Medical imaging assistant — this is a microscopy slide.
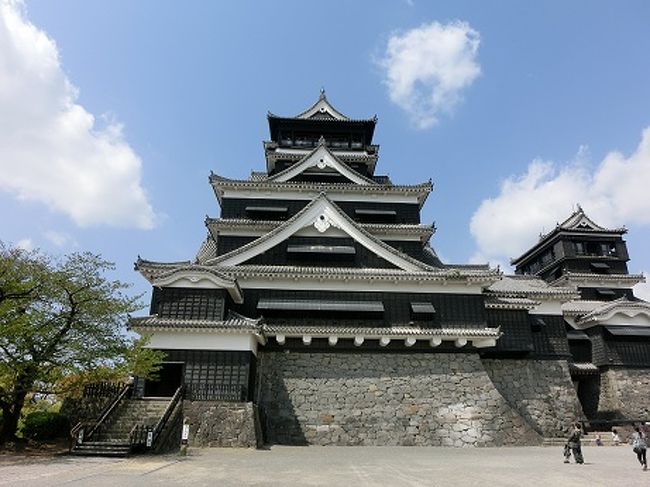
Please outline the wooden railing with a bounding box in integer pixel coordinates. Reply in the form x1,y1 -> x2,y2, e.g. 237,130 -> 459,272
83,381 -> 126,399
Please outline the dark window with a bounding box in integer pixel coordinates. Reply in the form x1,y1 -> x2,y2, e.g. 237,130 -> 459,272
245,206 -> 289,220
287,245 -> 356,255
590,262 -> 610,274
152,288 -> 224,320
574,242 -> 585,255
605,326 -> 650,337
258,299 -> 384,314
596,288 -> 616,300
585,242 -> 601,255
531,317 -> 546,332
410,302 -> 436,321
355,208 -> 397,223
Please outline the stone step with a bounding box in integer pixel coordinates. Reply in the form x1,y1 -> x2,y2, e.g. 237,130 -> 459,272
543,436 -> 623,447
72,442 -> 131,457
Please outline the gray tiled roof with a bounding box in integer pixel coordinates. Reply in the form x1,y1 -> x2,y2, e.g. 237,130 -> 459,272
206,217 -> 435,237
262,324 -> 500,338
209,173 -> 432,196
487,275 -> 578,299
550,272 -> 645,287
128,315 -> 500,341
195,235 -> 217,264
576,298 -> 650,325
562,300 -> 605,315
129,315 -> 261,333
485,296 -> 541,310
134,259 -> 236,286
511,206 -> 627,265
218,265 -> 501,283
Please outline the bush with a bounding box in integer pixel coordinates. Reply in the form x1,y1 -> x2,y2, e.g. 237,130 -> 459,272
21,411 -> 70,441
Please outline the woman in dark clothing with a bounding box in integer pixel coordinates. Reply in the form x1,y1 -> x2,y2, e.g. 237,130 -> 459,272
564,422 -> 584,464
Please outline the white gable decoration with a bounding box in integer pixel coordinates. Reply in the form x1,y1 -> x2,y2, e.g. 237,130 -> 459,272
208,194 -> 431,272
268,141 -> 377,185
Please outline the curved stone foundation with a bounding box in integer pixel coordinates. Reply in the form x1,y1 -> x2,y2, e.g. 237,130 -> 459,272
481,359 -> 584,437
598,367 -> 650,419
258,352 -> 541,446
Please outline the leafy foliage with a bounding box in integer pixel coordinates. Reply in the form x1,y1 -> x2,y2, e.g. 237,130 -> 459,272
0,242 -> 163,442
21,411 -> 70,441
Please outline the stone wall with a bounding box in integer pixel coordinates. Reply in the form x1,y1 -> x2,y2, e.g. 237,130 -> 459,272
258,351 -> 541,447
598,367 -> 650,419
481,359 -> 584,437
182,401 -> 257,447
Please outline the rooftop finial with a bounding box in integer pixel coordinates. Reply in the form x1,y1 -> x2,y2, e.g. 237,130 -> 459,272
576,203 -> 583,213
319,87 -> 326,100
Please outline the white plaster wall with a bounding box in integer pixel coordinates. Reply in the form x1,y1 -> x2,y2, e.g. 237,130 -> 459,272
147,332 -> 258,354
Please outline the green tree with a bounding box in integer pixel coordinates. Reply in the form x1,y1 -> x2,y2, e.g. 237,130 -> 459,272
0,243 -> 161,443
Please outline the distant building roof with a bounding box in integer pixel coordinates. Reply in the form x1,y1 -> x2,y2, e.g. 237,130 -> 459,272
511,205 -> 627,265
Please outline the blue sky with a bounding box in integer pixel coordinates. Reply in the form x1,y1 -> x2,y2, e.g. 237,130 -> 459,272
1,0 -> 650,307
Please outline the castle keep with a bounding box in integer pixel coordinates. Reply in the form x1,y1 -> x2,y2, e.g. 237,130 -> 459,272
117,92 -> 650,449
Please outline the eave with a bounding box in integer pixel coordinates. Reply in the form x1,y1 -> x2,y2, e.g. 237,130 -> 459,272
209,173 -> 433,208
134,259 -> 243,303
205,217 -> 436,243
263,324 -> 500,349
548,272 -> 645,288
217,265 -> 501,287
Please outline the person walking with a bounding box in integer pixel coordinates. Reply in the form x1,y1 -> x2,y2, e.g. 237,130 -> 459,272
632,426 -> 647,471
564,422 -> 584,464
612,428 -> 621,446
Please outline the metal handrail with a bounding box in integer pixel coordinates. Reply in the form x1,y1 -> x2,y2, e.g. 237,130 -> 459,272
150,385 -> 184,448
86,383 -> 132,439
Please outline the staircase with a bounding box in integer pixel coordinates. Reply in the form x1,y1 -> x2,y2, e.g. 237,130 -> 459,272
543,432 -> 627,447
71,398 -> 171,457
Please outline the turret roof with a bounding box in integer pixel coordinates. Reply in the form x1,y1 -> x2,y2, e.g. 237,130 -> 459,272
267,89 -> 377,123
511,205 -> 627,265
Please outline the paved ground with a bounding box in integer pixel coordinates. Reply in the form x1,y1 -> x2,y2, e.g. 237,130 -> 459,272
0,445 -> 646,486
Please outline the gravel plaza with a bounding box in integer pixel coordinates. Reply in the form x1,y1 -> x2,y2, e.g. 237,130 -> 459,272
0,446 -> 647,487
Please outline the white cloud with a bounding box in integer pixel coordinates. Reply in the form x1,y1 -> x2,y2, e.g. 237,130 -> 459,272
16,238 -> 33,251
378,20 -> 481,129
0,0 -> 156,229
635,275 -> 650,302
44,230 -> 76,248
470,128 -> 650,268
